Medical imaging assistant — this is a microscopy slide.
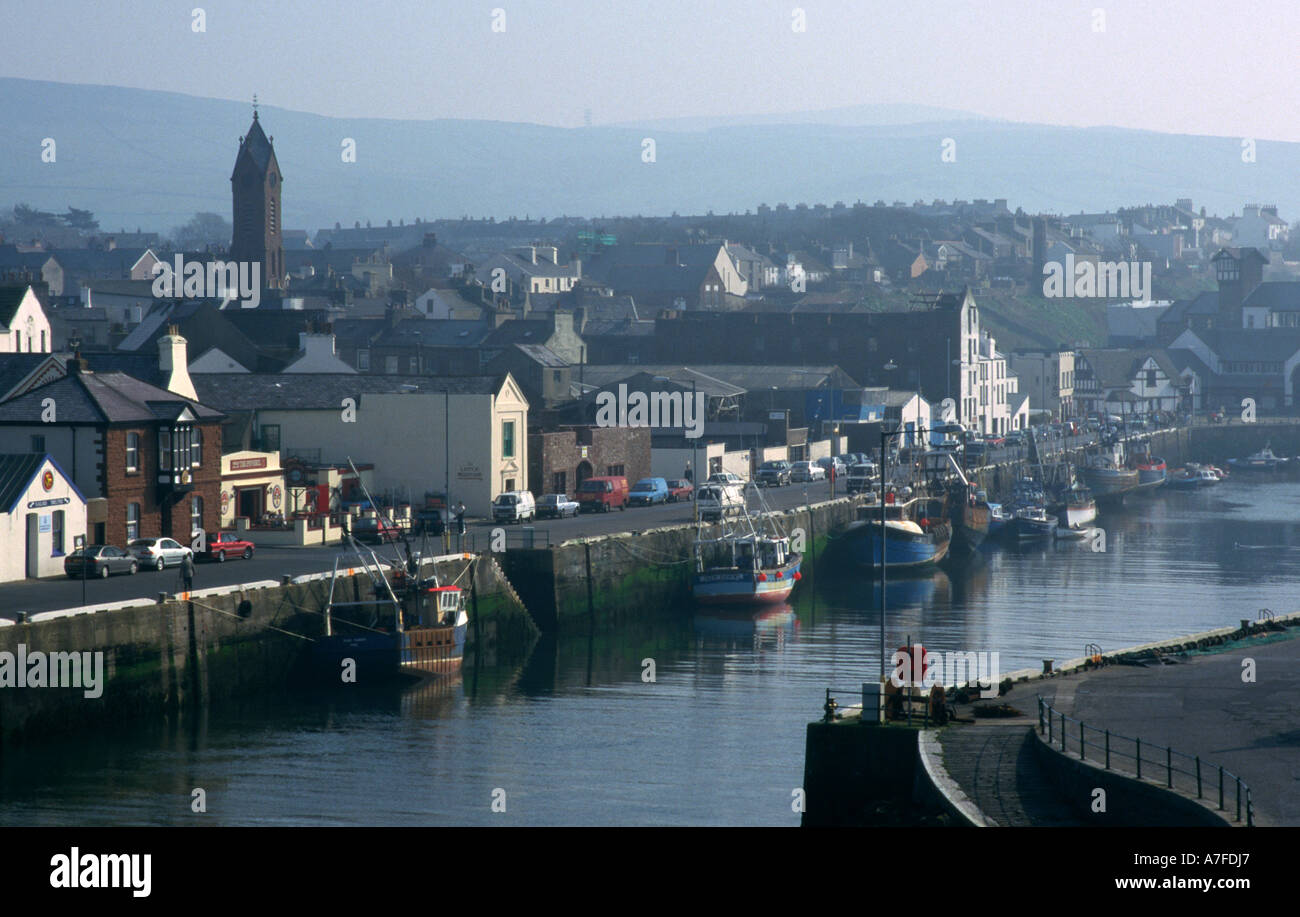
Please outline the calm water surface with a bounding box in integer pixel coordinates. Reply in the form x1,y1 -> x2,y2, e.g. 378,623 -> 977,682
3,479 -> 1298,826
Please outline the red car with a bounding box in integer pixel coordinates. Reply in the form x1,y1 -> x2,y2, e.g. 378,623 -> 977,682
985,434 -> 1006,448
667,479 -> 694,502
202,531 -> 256,562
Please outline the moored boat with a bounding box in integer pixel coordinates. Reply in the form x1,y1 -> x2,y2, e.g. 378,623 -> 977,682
692,483 -> 802,606
1229,443 -> 1288,472
1082,449 -> 1140,500
1012,505 -> 1058,540
843,497 -> 952,569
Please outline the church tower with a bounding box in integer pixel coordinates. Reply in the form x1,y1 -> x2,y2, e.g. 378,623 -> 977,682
230,103 -> 286,290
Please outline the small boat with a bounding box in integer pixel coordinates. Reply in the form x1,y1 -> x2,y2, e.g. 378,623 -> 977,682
693,484 -> 802,605
1229,443 -> 1288,472
986,502 -> 1011,538
1013,505 -> 1058,540
1168,465 -> 1221,490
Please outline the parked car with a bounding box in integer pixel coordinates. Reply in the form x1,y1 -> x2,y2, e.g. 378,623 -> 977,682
1004,430 -> 1026,447
790,460 -> 826,482
846,463 -> 878,494
64,545 -> 138,578
985,434 -> 1005,448
707,471 -> 745,486
757,460 -> 792,487
628,477 -> 670,506
577,476 -> 629,513
412,508 -> 445,535
492,490 -> 536,523
351,515 -> 403,544
696,483 -> 745,522
128,537 -> 193,571
202,531 -> 256,562
817,456 -> 847,479
666,480 -> 694,502
537,493 -> 580,518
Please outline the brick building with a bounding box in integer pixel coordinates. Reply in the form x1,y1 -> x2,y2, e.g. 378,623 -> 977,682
0,356 -> 223,547
528,426 -> 651,497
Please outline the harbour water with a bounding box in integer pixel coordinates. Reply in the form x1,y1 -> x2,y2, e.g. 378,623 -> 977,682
3,479 -> 1299,826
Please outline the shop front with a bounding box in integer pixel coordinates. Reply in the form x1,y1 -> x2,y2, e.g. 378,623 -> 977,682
219,451 -> 285,529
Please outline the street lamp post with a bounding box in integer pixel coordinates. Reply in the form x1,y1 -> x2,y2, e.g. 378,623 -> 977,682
878,424 -> 929,686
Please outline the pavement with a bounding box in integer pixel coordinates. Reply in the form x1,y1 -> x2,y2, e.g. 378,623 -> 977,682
937,629 -> 1300,826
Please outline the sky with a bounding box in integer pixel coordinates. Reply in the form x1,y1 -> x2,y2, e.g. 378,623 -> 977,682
5,0 -> 1300,140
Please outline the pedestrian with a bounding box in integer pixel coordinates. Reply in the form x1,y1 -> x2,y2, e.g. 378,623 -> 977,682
181,551 -> 195,593
454,501 -> 466,537
684,463 -> 692,484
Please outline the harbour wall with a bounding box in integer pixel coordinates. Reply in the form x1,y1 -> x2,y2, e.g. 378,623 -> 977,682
499,495 -> 863,631
0,554 -> 534,743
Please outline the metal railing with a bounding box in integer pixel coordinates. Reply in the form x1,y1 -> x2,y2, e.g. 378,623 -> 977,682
1037,697 -> 1253,825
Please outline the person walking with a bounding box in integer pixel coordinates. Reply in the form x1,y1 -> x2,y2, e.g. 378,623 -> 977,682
181,551 -> 195,594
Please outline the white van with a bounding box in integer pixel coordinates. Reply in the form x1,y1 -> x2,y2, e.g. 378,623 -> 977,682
696,484 -> 745,522
491,490 -> 536,524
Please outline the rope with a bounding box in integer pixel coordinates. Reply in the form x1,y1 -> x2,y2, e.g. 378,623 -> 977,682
183,596 -> 316,641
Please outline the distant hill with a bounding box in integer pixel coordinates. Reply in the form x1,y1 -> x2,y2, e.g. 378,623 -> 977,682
1,77 -> 1296,235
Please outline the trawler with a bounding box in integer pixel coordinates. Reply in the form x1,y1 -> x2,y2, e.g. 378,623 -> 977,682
692,482 -> 802,605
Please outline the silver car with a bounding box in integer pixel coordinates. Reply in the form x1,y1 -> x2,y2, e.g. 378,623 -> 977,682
128,537 -> 193,571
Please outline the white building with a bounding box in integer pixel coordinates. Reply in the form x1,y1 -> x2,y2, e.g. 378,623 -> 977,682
194,373 -> 529,517
0,453 -> 88,582
0,286 -> 52,354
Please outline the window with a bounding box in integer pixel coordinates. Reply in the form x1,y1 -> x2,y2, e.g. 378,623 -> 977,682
504,478 -> 515,492
502,420 -> 515,458
409,356 -> 418,374
606,464 -> 624,477
125,432 -> 139,471
30,435 -> 45,454
260,424 -> 281,451
552,370 -> 562,384
158,429 -> 171,471
1146,369 -> 1157,387
191,496 -> 203,541
358,349 -> 370,371
384,356 -> 399,373
191,427 -> 202,466
552,471 -> 566,494
126,503 -> 140,542
52,510 -> 64,555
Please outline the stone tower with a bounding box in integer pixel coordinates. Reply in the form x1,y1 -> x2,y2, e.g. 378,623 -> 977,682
230,106 -> 286,290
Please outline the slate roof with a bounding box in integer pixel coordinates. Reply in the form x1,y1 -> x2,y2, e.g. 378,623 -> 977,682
0,453 -> 48,513
0,286 -> 31,327
192,373 -> 507,413
1202,330 -> 1300,362
0,353 -> 61,400
578,364 -> 857,395
1078,349 -> 1182,387
234,114 -> 275,176
1241,281 -> 1300,312
0,371 -> 223,425
513,344 -> 567,368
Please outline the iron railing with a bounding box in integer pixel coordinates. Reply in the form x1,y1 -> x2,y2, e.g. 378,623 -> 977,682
1037,697 -> 1253,825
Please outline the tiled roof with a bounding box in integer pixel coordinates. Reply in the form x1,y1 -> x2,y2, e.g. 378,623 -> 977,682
0,453 -> 47,513
1242,281 -> 1300,312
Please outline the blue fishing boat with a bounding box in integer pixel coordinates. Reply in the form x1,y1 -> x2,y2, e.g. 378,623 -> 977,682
843,497 -> 951,569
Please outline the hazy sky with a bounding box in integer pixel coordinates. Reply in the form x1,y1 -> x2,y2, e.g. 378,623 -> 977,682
8,0 -> 1300,139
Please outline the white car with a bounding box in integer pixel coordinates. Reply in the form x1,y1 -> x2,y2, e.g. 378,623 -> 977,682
128,537 -> 193,571
696,484 -> 745,522
790,461 -> 826,482
707,471 -> 745,486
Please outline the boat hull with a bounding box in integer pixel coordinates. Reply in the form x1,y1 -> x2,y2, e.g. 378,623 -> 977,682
848,524 -> 950,569
693,556 -> 801,606
1014,514 -> 1058,540
1083,467 -> 1140,499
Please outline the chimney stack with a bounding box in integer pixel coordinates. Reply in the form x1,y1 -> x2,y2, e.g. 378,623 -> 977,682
158,324 -> 197,400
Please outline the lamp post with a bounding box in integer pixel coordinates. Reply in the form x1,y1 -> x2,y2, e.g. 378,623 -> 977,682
878,423 -> 930,686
